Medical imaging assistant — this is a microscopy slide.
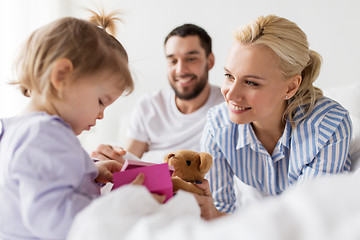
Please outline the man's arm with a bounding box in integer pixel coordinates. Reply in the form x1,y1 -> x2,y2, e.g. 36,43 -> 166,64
91,145 -> 126,163
90,139 -> 148,163
125,138 -> 148,159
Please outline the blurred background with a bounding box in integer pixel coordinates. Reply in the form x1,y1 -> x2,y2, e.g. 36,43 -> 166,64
1,0 -> 359,152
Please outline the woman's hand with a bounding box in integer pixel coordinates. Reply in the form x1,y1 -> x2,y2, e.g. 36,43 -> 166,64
91,144 -> 126,164
131,173 -> 166,204
95,160 -> 122,184
194,179 -> 228,220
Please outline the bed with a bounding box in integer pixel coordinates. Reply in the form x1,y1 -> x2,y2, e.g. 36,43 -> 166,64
68,83 -> 360,240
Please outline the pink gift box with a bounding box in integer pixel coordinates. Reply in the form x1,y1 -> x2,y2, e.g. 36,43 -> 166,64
112,160 -> 174,202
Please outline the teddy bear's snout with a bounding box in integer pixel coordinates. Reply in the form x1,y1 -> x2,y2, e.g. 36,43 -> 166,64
186,160 -> 191,166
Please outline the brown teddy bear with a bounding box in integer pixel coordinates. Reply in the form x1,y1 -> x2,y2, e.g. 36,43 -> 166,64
164,149 -> 213,195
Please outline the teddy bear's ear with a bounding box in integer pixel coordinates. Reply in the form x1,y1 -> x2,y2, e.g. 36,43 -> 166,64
199,152 -> 213,174
164,153 -> 175,163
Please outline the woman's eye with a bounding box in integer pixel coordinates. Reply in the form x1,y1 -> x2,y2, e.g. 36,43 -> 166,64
245,80 -> 259,86
224,73 -> 233,80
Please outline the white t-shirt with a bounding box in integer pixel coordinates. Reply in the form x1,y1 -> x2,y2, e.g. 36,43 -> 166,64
127,85 -> 224,163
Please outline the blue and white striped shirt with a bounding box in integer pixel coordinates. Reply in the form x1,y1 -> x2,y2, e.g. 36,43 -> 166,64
201,97 -> 352,213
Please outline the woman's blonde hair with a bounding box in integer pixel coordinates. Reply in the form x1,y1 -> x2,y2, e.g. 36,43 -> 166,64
13,9 -> 134,99
233,15 -> 323,125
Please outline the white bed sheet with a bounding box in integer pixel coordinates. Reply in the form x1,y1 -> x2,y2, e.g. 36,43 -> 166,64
68,170 -> 360,240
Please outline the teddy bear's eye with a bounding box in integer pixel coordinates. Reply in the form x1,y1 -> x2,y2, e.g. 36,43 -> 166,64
186,160 -> 191,166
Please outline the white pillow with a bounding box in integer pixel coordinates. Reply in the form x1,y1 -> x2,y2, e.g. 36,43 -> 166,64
323,83 -> 360,171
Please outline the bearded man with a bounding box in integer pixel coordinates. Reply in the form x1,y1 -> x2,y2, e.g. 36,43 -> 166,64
92,24 -> 223,163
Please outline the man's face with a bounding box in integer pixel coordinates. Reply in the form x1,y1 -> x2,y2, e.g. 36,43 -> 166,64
165,35 -> 212,100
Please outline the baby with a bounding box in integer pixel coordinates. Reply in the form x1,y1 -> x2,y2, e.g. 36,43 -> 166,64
0,9 -> 136,240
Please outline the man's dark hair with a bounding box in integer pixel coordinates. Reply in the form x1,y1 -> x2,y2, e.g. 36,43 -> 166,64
164,23 -> 212,56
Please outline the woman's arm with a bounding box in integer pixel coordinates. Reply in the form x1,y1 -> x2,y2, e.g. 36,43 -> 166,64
201,118 -> 237,214
193,179 -> 228,220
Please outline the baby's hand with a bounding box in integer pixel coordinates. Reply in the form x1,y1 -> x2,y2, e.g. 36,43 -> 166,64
131,173 -> 166,204
95,160 -> 122,184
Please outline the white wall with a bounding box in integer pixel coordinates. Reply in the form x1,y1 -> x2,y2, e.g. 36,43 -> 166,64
1,0 -> 359,152
0,0 -> 65,117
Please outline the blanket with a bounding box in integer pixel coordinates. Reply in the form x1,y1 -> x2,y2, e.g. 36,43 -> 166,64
68,171 -> 360,240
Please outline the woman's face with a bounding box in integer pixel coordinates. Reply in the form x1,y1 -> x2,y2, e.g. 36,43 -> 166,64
221,42 -> 290,129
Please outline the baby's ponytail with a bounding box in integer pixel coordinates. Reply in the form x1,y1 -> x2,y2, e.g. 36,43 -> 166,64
88,9 -> 122,36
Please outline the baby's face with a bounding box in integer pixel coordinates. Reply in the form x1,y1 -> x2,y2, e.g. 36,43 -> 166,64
56,70 -> 124,135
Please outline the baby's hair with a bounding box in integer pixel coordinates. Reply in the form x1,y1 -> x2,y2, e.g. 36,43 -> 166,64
88,9 -> 123,36
13,9 -> 134,99
233,15 -> 323,126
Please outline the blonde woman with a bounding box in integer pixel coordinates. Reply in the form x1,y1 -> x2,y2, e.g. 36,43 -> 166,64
196,15 -> 352,219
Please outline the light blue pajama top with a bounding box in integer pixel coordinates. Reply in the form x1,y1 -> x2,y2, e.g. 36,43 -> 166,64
201,97 -> 352,213
0,112 -> 100,240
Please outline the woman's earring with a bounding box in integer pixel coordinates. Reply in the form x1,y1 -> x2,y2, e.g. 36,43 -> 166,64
285,95 -> 288,99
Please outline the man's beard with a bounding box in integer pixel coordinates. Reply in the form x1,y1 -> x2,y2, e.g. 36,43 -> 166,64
170,69 -> 208,101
